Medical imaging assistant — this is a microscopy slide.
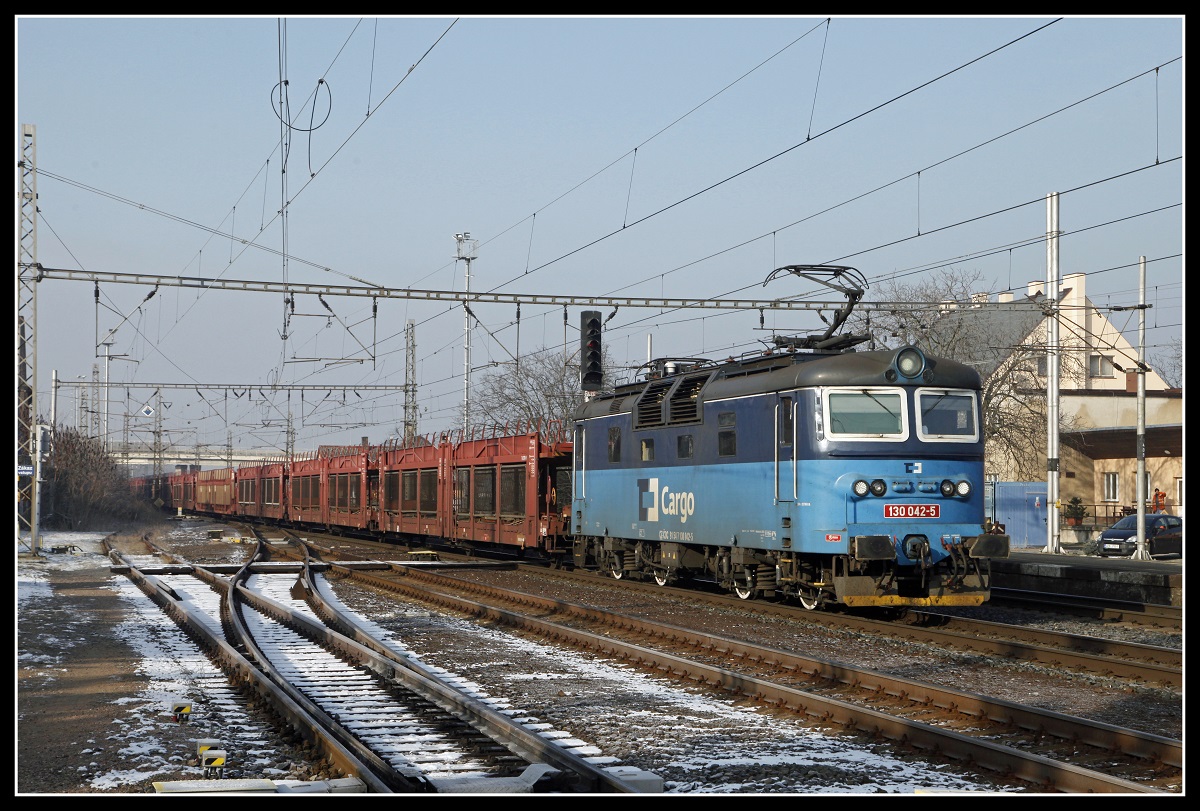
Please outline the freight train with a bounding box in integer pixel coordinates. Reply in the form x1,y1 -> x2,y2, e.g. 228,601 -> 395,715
131,266 -> 1010,609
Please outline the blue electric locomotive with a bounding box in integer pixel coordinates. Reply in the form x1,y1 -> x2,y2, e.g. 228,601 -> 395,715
571,343 -> 1010,609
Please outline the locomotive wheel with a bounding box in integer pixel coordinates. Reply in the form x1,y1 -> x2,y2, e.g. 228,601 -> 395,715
733,583 -> 757,600
797,588 -> 822,610
608,554 -> 624,580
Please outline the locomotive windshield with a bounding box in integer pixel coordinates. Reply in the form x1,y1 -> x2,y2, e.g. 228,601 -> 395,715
822,386 -> 979,444
916,388 -> 979,442
825,388 -> 907,440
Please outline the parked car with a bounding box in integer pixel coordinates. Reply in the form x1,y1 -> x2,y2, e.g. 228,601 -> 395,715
1097,513 -> 1182,557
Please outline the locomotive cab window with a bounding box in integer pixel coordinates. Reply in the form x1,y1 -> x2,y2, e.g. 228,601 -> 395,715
916,388 -> 979,442
640,438 -> 655,462
823,388 -> 909,441
717,411 -> 737,457
608,426 -> 622,463
677,434 -> 694,459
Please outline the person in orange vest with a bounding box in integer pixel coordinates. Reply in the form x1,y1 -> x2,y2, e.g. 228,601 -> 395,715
1151,488 -> 1167,513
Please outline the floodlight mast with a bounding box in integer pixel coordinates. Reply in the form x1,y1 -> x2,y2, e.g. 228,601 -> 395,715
454,233 -> 478,433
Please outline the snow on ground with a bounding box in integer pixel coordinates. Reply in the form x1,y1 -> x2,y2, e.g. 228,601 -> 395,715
18,530 -> 1009,794
18,530 -> 288,791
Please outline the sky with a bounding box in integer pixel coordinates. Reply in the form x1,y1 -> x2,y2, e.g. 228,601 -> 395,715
15,15 -> 1184,457
17,529 -> 1003,793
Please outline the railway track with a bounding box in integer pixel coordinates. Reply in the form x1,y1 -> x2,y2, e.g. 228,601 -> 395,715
988,587 -> 1183,631
319,536 -> 1181,688
290,535 -> 1180,794
554,569 -> 1183,687
105,535 -> 654,793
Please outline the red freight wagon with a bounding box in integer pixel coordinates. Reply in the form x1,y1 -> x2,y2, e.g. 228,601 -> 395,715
324,443 -> 371,532
288,450 -> 324,528
168,469 -> 197,515
377,433 -> 442,538
237,458 -> 287,522
441,421 -> 573,560
195,467 -> 236,517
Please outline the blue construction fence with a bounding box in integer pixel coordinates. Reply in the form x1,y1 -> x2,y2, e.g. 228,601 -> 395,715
984,481 -> 1049,549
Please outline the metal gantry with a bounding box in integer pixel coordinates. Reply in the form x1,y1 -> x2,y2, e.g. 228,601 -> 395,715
33,267 -> 940,312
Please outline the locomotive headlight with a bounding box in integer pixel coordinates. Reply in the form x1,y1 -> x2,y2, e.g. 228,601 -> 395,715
940,479 -> 955,497
869,479 -> 887,497
853,479 -> 870,497
956,480 -> 972,497
896,347 -> 924,378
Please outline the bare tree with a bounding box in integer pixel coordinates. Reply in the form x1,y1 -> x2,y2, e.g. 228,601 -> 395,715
853,267 -> 990,351
1150,336 -> 1183,389
42,425 -> 145,529
471,346 -> 607,433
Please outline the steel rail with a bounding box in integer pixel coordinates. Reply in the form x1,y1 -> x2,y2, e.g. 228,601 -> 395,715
305,553 -> 1176,794
288,564 -> 641,793
104,545 -> 389,791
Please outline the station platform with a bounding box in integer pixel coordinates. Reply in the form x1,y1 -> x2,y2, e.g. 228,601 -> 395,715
990,548 -> 1182,607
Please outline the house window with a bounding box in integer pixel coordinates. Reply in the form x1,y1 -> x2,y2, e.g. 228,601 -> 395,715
1102,472 -> 1119,502
1089,354 -> 1115,378
1036,355 -> 1047,377
1175,478 -> 1183,508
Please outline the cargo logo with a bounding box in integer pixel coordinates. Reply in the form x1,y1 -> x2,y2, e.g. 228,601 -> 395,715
637,478 -> 659,521
637,478 -> 696,524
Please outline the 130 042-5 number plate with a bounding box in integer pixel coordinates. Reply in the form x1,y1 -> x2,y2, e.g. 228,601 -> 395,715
884,504 -> 940,518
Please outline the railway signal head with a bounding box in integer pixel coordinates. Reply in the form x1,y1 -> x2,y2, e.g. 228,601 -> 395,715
581,310 -> 603,391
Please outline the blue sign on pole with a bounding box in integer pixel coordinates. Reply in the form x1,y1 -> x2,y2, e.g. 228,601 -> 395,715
18,465 -> 34,476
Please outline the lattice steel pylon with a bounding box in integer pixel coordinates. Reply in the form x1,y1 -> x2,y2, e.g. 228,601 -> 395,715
151,391 -> 163,505
90,363 -> 101,439
18,123 -> 40,553
404,319 -> 417,441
